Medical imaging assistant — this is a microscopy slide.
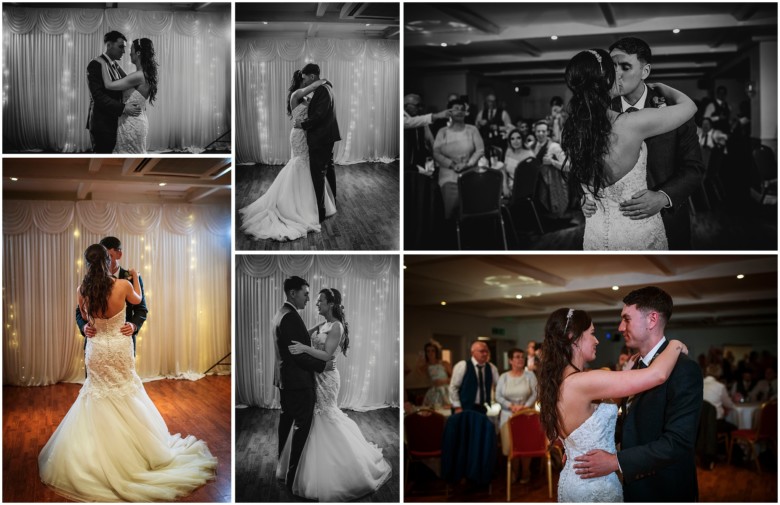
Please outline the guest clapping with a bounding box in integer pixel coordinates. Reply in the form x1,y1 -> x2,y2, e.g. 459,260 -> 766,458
419,341 -> 452,408
497,348 -> 538,483
449,341 -> 498,415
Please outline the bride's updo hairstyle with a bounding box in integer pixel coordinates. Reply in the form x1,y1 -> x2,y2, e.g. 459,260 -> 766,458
287,70 -> 304,117
538,307 -> 593,441
133,38 -> 158,105
320,288 -> 350,356
561,48 -> 616,201
79,244 -> 113,319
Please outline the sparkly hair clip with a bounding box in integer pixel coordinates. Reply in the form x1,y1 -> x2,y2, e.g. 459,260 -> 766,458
563,308 -> 575,335
587,49 -> 602,65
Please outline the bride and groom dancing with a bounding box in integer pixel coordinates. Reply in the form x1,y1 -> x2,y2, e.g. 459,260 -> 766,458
539,286 -> 703,502
39,237 -> 216,501
87,30 -> 159,153
563,37 -> 703,250
240,63 -> 341,242
273,276 -> 391,501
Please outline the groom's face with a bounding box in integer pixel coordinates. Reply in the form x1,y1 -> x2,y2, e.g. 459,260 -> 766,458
289,286 -> 310,310
611,49 -> 649,97
106,247 -> 122,272
106,38 -> 126,61
302,73 -> 317,87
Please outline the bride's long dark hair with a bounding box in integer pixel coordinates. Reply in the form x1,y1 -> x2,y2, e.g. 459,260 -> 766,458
320,288 -> 349,356
561,48 -> 616,200
287,70 -> 304,117
133,38 -> 158,105
79,244 -> 113,319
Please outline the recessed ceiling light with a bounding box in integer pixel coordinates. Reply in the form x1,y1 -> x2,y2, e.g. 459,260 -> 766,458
262,21 -> 268,25
612,286 -> 619,291
365,23 -> 370,26
515,294 -> 523,299
737,274 -> 745,279
440,301 -> 447,306
159,182 -> 167,187
10,177 -> 18,181
551,35 -> 558,40
441,42 -> 447,47
672,28 -> 680,34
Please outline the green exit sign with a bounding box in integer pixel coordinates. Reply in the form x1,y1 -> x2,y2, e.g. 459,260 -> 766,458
492,328 -> 505,336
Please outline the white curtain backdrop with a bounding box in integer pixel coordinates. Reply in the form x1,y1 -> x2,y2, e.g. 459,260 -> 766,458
235,254 -> 399,411
236,37 -> 399,165
2,200 -> 231,386
2,6 -> 231,152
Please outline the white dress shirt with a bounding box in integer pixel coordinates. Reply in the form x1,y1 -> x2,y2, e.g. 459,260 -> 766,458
703,376 -> 735,419
404,111 -> 434,130
449,357 -> 499,408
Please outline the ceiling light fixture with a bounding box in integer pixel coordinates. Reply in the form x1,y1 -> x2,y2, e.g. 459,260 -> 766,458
515,294 -> 523,299
159,182 -> 167,187
672,28 -> 680,34
10,177 -> 18,181
441,42 -> 447,47
612,286 -> 619,291
440,301 -> 447,306
737,274 -> 745,279
365,23 -> 370,26
262,21 -> 268,25
551,35 -> 558,40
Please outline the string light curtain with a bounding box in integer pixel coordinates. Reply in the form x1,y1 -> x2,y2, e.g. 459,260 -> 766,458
2,200 -> 231,386
236,37 -> 399,165
2,6 -> 231,152
235,254 -> 399,411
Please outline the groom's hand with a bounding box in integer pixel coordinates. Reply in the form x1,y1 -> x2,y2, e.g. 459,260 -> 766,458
573,450 -> 619,479
293,119 -> 303,129
619,189 -> 668,219
324,360 -> 335,372
581,197 -> 596,218
84,323 -> 97,338
123,103 -> 142,117
120,322 -> 136,336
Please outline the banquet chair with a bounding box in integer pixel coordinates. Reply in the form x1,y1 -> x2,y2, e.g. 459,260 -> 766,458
405,409 -> 447,491
728,398 -> 777,472
510,157 -> 544,234
457,168 -> 508,249
750,145 -> 777,205
506,408 -> 553,501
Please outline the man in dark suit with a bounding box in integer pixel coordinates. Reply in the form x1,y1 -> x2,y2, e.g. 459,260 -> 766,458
76,236 -> 148,354
574,286 -> 703,502
294,63 -> 341,222
583,37 -> 703,249
273,276 -> 334,492
86,31 -> 141,153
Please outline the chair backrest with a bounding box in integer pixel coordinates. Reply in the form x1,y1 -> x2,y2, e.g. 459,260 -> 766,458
508,408 -> 548,457
405,408 -> 446,454
752,145 -> 777,181
756,398 -> 777,440
458,168 -> 503,217
489,145 -> 504,163
511,156 -> 542,202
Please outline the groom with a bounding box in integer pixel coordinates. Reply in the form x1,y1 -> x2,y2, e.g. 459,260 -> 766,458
574,286 -> 703,501
294,63 -> 341,222
86,31 -> 141,153
273,276 -> 333,492
583,37 -> 703,249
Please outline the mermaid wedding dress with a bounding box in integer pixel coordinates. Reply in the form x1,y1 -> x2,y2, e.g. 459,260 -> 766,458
583,142 -> 668,250
276,322 -> 392,501
38,308 -> 217,502
557,403 -> 623,502
240,102 -> 336,241
114,88 -> 148,154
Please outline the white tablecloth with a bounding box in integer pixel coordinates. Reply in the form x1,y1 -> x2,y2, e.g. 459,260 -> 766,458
725,402 -> 761,430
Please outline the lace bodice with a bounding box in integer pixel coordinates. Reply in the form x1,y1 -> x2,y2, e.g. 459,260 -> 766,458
558,403 -> 623,502
290,102 -> 309,158
123,88 -> 147,110
582,142 -> 668,250
312,322 -> 343,419
114,88 -> 148,153
82,308 -> 142,399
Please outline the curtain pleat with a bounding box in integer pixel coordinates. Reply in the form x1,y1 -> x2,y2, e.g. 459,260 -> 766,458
235,255 -> 399,411
2,200 -> 231,386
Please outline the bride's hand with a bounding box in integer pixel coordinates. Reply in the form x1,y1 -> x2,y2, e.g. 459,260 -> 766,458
289,341 -> 307,355
669,339 -> 688,355
626,352 -> 641,370
128,268 -> 138,279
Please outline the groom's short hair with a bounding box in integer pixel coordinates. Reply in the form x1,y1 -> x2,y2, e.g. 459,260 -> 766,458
104,31 -> 127,44
283,276 -> 309,293
301,63 -> 320,76
623,286 -> 672,324
99,236 -> 121,250
609,37 -> 652,65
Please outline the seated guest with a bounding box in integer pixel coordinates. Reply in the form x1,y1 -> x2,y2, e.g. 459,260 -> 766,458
532,120 -> 568,219
404,93 -> 452,130
497,348 -> 538,484
753,366 -> 777,401
517,120 -> 530,139
433,98 -> 485,219
731,369 -> 759,402
502,129 -> 536,196
703,364 -> 737,431
449,340 -> 498,415
419,341 -> 452,408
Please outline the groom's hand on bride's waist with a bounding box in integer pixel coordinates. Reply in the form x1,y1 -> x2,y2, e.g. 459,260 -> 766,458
293,119 -> 302,129
324,360 -> 335,372
123,103 -> 142,117
619,189 -> 669,220
120,322 -> 136,336
573,449 -> 619,479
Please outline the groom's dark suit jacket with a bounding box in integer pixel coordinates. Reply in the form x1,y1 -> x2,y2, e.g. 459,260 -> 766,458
276,303 -> 326,389
617,340 -> 703,502
301,83 -> 341,149
611,88 -> 704,250
86,54 -> 126,153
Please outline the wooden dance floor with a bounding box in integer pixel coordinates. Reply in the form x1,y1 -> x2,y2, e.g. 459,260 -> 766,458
235,161 -> 400,251
235,406 -> 400,502
3,375 -> 232,502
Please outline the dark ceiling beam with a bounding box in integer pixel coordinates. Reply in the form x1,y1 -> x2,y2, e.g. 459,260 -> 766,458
589,291 -> 621,306
316,3 -> 328,17
599,3 -> 617,28
704,39 -> 755,80
731,5 -> 759,22
645,256 -> 676,276
430,5 -> 501,34
383,26 -> 400,39
192,3 -> 211,11
709,33 -> 730,49
508,40 -> 541,57
478,256 -> 567,287
407,47 -> 462,63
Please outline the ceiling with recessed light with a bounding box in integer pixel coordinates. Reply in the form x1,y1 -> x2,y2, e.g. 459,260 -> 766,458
404,255 -> 777,328
404,3 -> 777,81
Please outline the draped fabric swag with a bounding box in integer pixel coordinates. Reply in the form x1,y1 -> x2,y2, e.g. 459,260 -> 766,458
2,200 -> 231,386
235,254 -> 399,411
236,37 -> 399,165
3,6 -> 231,152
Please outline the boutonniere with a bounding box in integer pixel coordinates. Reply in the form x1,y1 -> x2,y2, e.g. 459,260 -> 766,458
652,96 -> 667,109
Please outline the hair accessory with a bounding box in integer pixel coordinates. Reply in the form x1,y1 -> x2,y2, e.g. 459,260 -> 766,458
587,49 -> 602,65
563,308 -> 575,335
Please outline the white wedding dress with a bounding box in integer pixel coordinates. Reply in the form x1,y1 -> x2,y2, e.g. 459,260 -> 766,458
276,322 -> 392,501
557,403 -> 623,502
240,102 -> 336,241
114,88 -> 148,153
38,308 -> 217,502
583,143 -> 668,250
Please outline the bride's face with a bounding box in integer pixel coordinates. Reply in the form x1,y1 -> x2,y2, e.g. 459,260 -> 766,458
316,293 -> 332,317
575,323 -> 598,362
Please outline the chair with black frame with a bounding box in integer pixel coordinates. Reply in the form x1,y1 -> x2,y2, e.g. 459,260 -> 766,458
456,168 -> 510,250
510,157 -> 544,234
750,145 -> 777,205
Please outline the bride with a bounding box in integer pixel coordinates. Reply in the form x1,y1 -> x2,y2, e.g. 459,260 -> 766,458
102,38 -> 158,153
560,49 -> 696,250
538,308 -> 687,502
38,244 -> 216,501
240,70 -> 337,241
277,288 -> 392,501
